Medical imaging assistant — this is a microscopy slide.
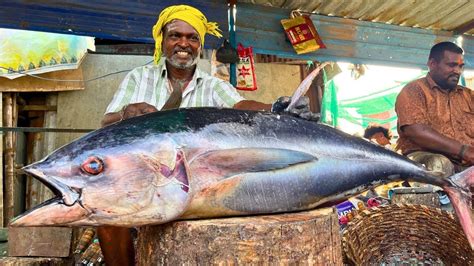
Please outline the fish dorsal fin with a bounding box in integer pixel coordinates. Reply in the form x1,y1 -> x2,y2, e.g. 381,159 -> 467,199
189,148 -> 317,179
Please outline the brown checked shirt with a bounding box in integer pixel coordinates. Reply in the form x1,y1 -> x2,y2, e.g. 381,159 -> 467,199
395,73 -> 474,155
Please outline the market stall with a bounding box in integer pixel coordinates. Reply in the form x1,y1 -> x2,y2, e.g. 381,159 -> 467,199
0,0 -> 473,265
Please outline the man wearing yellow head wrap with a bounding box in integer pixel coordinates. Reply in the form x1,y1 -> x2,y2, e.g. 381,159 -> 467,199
151,4 -> 223,65
97,5 -> 319,265
101,4 -> 272,127
98,5 -> 277,265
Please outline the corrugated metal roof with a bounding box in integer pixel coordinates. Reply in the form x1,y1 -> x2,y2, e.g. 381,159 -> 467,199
233,3 -> 474,69
238,0 -> 474,35
0,0 -> 228,49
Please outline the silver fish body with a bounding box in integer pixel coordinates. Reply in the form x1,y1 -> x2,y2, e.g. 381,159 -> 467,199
10,108 -> 474,248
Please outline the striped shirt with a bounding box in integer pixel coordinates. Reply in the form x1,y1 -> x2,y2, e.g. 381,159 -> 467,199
105,60 -> 245,114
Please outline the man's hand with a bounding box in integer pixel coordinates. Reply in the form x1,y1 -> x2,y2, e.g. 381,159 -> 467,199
121,102 -> 158,120
101,102 -> 158,127
271,96 -> 320,121
461,144 -> 474,166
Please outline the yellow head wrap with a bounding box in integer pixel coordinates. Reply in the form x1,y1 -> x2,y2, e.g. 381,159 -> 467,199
152,5 -> 223,64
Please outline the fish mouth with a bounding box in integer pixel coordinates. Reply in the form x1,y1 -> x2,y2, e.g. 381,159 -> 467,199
22,164 -> 81,206
10,164 -> 89,227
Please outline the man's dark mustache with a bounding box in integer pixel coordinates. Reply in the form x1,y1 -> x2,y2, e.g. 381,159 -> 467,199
449,74 -> 460,79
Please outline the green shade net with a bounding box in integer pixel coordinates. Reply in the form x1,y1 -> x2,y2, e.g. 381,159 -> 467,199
320,68 -> 428,135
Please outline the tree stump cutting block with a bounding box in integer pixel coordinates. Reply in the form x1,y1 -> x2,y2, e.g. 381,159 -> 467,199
136,208 -> 343,265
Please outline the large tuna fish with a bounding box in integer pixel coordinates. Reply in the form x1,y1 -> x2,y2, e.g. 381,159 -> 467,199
11,108 -> 474,249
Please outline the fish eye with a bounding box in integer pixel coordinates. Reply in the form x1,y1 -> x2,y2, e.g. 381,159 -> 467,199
81,156 -> 104,175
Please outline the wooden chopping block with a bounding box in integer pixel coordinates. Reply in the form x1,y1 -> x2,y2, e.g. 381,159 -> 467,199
136,208 -> 343,265
8,227 -> 72,258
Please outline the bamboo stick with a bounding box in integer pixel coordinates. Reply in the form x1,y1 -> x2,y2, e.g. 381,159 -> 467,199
0,92 -> 3,227
3,93 -> 17,224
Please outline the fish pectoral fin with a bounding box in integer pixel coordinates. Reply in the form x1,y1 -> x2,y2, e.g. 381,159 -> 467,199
191,148 -> 317,176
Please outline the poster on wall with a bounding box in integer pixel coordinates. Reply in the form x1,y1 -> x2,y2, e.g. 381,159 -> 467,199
0,28 -> 95,79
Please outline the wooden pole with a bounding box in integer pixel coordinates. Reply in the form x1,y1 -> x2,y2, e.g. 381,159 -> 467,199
0,92 -> 3,227
11,93 -> 74,259
25,94 -> 56,209
3,93 -> 17,225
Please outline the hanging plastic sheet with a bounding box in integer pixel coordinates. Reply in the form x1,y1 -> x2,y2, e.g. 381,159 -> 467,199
0,28 -> 95,79
320,63 -> 426,136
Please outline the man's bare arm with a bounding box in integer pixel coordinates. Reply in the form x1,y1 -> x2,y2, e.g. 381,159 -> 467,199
101,102 -> 158,127
97,226 -> 134,266
402,124 -> 474,164
103,101 -> 271,127
101,112 -> 122,127
233,100 -> 272,111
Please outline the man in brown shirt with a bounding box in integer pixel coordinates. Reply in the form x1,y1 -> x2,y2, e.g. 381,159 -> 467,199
395,42 -> 474,176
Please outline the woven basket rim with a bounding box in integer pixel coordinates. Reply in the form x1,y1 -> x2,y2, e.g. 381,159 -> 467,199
341,204 -> 473,265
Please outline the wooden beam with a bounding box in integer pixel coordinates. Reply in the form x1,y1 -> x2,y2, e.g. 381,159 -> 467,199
453,19 -> 474,35
0,1 -> 227,48
8,227 -> 72,257
19,105 -> 57,112
93,44 -> 154,55
234,3 -> 474,69
0,68 -> 84,92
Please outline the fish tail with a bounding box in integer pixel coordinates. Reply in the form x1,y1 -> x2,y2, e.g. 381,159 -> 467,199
443,166 -> 474,250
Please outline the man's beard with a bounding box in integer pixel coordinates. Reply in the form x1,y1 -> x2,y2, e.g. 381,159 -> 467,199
434,74 -> 459,90
166,49 -> 200,70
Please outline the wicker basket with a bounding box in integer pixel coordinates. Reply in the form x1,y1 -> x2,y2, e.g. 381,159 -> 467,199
342,204 -> 474,265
